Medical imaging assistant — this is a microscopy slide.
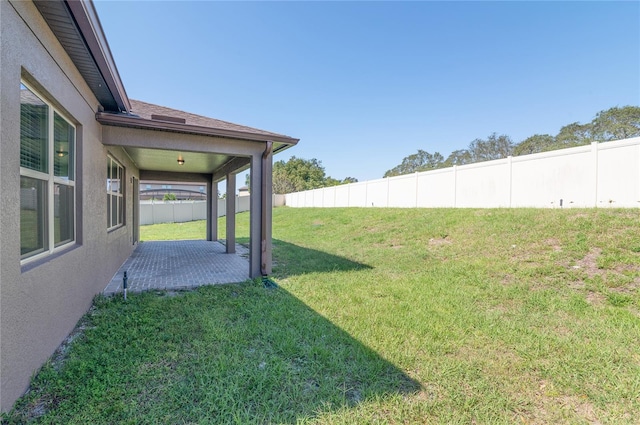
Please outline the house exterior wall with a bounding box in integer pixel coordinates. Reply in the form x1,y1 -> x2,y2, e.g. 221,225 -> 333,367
0,1 -> 139,410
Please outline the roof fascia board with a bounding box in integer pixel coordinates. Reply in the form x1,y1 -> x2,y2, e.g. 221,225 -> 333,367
96,112 -> 300,145
65,0 -> 130,112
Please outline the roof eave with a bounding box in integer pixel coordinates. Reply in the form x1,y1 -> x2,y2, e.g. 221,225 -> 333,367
65,0 -> 130,112
96,112 -> 300,146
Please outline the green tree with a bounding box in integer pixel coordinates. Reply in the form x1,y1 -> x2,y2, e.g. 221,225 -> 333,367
513,134 -> 556,156
324,176 -> 342,187
467,133 -> 513,162
591,106 -> 640,141
384,150 -> 444,177
555,122 -> 592,148
163,193 -> 176,201
385,105 -> 640,176
443,149 -> 472,167
342,177 -> 359,184
272,157 -> 327,194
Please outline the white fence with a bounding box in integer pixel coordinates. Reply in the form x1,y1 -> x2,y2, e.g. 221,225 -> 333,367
140,195 -> 287,225
285,138 -> 640,209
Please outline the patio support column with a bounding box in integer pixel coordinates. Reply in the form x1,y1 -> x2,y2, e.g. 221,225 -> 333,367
225,173 -> 236,254
248,143 -> 273,279
206,178 -> 218,241
262,146 -> 273,275
249,153 -> 262,278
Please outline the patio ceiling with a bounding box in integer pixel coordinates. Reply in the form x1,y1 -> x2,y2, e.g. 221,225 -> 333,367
121,147 -> 247,176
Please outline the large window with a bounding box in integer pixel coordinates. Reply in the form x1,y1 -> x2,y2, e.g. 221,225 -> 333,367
20,81 -> 76,261
107,156 -> 124,229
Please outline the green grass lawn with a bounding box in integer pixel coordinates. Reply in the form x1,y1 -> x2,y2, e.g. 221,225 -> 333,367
5,208 -> 640,424
138,215 -> 247,242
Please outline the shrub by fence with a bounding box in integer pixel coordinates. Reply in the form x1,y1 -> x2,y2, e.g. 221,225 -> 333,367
285,138 -> 640,209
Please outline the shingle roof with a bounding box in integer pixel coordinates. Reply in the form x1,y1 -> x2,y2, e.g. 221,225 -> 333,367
128,99 -> 292,140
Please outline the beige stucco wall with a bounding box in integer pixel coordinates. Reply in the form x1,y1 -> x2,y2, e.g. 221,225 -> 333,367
0,1 -> 139,411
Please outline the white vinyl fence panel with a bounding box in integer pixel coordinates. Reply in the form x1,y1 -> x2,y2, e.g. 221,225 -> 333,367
141,195 -> 266,225
284,137 -> 640,209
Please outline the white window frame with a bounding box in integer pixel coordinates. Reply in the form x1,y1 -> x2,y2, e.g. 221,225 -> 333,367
107,155 -> 125,230
20,80 -> 76,264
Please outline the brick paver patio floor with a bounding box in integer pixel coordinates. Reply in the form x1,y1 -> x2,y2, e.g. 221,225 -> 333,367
104,240 -> 250,295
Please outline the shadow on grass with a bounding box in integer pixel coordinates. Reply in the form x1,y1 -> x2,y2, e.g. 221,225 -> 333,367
234,238 -> 372,278
6,283 -> 420,423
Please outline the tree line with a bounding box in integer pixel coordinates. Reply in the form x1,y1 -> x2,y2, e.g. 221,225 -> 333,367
245,156 -> 358,194
268,105 -> 639,193
384,105 -> 640,177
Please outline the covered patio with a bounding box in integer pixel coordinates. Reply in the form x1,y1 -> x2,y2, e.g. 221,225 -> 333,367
99,99 -> 298,280
103,240 -> 250,295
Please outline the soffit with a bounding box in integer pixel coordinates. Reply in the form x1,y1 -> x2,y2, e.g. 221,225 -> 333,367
33,0 -> 124,112
121,147 -> 244,175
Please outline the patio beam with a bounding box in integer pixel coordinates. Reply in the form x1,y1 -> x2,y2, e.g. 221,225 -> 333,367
212,157 -> 251,183
139,170 -> 210,183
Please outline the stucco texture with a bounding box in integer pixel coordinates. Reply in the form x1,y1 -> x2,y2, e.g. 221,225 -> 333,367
0,1 -> 138,410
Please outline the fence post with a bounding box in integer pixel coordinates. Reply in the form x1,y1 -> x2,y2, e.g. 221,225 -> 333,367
453,165 -> 458,208
415,171 -> 419,208
592,142 -> 599,207
365,180 -> 369,207
508,156 -> 513,208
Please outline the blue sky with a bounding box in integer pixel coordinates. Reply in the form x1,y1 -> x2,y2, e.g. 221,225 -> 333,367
94,1 -> 640,183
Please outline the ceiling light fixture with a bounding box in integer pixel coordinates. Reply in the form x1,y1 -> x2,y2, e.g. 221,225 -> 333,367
177,156 -> 185,165
56,150 -> 68,157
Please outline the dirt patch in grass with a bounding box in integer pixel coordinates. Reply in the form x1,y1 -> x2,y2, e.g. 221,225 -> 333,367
569,248 -> 640,295
373,238 -> 404,250
546,238 -> 563,252
568,280 -> 586,290
572,248 -> 603,278
567,212 -> 591,221
428,236 -> 451,246
516,381 -> 603,424
609,278 -> 640,295
500,274 -> 514,285
586,291 -> 606,306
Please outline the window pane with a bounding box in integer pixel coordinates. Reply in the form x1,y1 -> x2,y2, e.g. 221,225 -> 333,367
21,176 -> 48,257
118,195 -> 124,226
107,158 -> 111,191
107,194 -> 111,227
54,112 -> 74,180
111,194 -> 118,227
110,161 -> 120,194
54,184 -> 74,247
20,84 -> 48,173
